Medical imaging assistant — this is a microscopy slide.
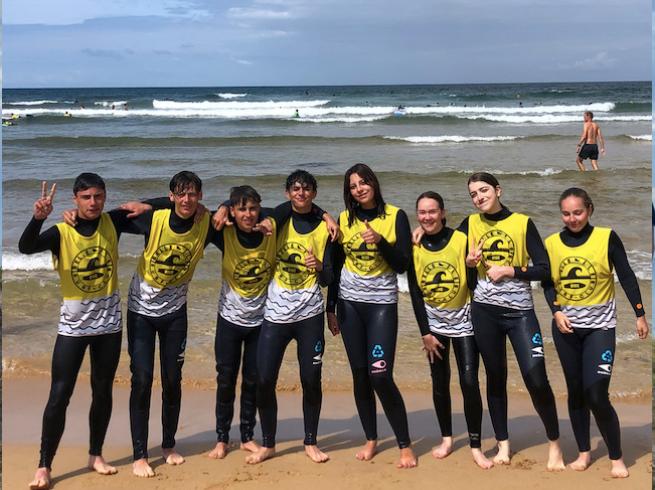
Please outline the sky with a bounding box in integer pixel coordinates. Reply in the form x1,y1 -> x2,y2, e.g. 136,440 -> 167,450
3,0 -> 653,88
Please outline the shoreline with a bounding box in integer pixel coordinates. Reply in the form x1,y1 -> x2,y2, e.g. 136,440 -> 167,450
3,377 -> 651,489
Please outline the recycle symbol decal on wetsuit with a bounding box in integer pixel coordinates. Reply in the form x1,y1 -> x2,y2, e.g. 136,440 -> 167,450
150,243 -> 192,287
71,246 -> 114,293
277,242 -> 311,287
314,340 -> 323,352
421,260 -> 460,303
372,344 -> 384,358
480,229 -> 515,266
601,350 -> 613,363
531,333 -> 543,345
557,256 -> 597,301
345,232 -> 383,273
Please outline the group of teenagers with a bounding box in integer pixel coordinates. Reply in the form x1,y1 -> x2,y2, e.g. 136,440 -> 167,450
20,163 -> 649,489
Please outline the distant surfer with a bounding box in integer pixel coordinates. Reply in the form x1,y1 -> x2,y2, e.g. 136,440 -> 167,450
294,109 -> 300,118
576,111 -> 605,171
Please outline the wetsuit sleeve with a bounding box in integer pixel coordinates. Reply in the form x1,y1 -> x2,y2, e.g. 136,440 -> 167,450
206,219 -> 225,252
269,201 -> 293,234
143,196 -> 172,210
18,217 -> 60,256
326,243 -> 345,313
318,238 -> 334,287
513,218 -> 549,281
407,254 -> 430,336
108,208 -> 152,239
609,230 -> 645,317
541,255 -> 561,314
457,216 -> 469,235
458,218 -> 478,291
378,209 -> 411,273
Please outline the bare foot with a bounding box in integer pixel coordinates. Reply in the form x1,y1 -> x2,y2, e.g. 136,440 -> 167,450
547,440 -> 565,471
568,451 -> 591,471
610,458 -> 629,478
305,445 -> 330,463
29,467 -> 51,490
355,440 -> 377,461
245,447 -> 276,464
397,447 -> 417,469
431,437 -> 453,459
240,440 -> 261,453
163,447 -> 185,465
208,442 -> 228,459
471,448 -> 494,469
493,440 -> 511,465
87,455 -> 117,475
132,458 -> 155,478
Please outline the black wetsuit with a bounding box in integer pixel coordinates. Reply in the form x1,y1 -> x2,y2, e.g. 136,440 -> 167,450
327,206 -> 412,448
19,211 -> 139,468
460,208 -> 560,442
256,209 -> 334,448
542,224 -> 645,460
407,227 -> 483,448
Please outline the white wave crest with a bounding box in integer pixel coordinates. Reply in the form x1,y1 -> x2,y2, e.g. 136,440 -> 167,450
152,99 -> 330,110
385,135 -> 521,144
406,102 -> 615,115
625,250 -> 651,281
463,114 -> 651,124
93,100 -> 127,107
627,134 -> 652,141
217,93 -> 247,99
4,100 -> 59,106
2,252 -> 53,271
295,115 -> 389,123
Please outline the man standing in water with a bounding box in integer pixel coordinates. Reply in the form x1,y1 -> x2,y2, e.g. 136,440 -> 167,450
576,111 -> 605,171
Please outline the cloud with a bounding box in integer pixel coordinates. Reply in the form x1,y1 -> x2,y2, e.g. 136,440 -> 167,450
234,58 -> 253,65
558,51 -> 618,70
227,8 -> 292,20
81,48 -> 125,59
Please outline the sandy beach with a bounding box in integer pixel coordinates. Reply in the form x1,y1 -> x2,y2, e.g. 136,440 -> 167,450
3,377 -> 651,489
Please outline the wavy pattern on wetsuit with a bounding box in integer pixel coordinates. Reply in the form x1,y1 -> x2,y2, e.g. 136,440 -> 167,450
339,268 -> 398,304
127,273 -> 188,316
264,281 -> 323,323
561,300 -> 617,330
473,277 -> 533,309
425,302 -> 473,337
58,291 -> 122,336
218,281 -> 267,328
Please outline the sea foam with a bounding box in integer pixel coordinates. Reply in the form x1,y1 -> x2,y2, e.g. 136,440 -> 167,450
384,135 -> 521,144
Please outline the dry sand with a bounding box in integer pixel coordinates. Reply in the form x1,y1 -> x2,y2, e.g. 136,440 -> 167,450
3,377 -> 651,489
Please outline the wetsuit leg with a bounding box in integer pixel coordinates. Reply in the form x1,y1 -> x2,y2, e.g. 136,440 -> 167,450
215,317 -> 244,444
88,331 -> 122,456
506,309 -> 559,441
428,334 -> 452,438
128,310 -> 157,460
239,324 -> 260,443
362,302 -> 411,448
552,324 -> 590,452
293,313 -> 325,445
452,335 -> 483,448
581,328 -> 621,460
338,299 -> 377,441
471,302 -> 508,441
156,306 -> 188,451
256,320 -> 293,448
39,335 -> 88,468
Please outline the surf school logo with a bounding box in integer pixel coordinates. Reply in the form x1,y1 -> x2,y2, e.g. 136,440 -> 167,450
277,242 -> 311,287
480,230 -> 515,266
372,344 -> 385,358
531,332 -> 544,358
371,359 -> 387,374
420,260 -> 460,304
233,257 -> 273,294
557,256 -> 597,301
71,246 -> 114,293
345,232 -> 382,273
150,243 -> 192,287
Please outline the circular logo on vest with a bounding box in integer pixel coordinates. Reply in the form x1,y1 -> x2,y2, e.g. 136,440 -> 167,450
149,243 -> 192,287
557,256 -> 597,301
420,260 -> 460,303
71,246 -> 114,293
480,230 -> 515,265
233,257 -> 273,294
277,242 -> 310,287
345,232 -> 382,273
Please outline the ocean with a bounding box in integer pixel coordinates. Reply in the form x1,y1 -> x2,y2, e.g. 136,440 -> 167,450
2,81 -> 651,398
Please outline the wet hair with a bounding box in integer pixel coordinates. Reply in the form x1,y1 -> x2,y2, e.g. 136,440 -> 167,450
343,163 -> 386,226
584,111 -> 594,119
230,185 -> 261,207
285,170 -> 317,192
169,171 -> 202,194
467,172 -> 500,188
559,187 -> 594,215
416,191 -> 447,226
73,172 -> 106,195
